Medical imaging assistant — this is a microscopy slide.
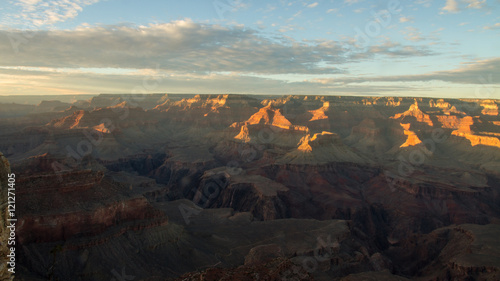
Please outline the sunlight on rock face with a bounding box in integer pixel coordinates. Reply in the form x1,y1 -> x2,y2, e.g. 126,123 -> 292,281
247,105 -> 292,129
437,115 -> 461,129
308,102 -> 329,121
451,116 -> 500,148
481,100 -> 499,116
399,123 -> 423,148
392,102 -> 434,127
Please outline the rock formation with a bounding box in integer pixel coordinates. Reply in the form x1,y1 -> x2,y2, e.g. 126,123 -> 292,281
391,101 -> 434,127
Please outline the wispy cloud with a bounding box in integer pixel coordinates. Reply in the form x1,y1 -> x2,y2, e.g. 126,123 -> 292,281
399,16 -> 414,23
464,0 -> 486,9
313,58 -> 500,85
8,0 -> 100,27
401,26 -> 425,42
415,0 -> 433,8
307,2 -> 318,8
441,0 -> 459,13
344,0 -> 361,5
441,0 -> 489,14
483,23 -> 500,30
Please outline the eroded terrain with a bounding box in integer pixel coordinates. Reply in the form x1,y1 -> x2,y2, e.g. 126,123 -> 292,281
1,94 -> 500,280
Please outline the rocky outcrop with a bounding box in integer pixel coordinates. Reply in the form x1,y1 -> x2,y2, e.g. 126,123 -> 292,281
279,131 -> 368,164
200,173 -> 289,220
399,123 -> 423,148
437,115 -> 461,128
452,130 -> 500,148
429,99 -> 465,115
245,104 -> 293,129
391,101 -> 434,126
387,224 -> 500,280
451,116 -> 500,148
481,100 -> 499,116
18,196 -> 166,244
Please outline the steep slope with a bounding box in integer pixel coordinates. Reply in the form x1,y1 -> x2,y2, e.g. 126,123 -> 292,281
344,118 -> 392,157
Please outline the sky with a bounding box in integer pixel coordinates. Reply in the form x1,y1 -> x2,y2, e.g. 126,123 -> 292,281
0,0 -> 499,98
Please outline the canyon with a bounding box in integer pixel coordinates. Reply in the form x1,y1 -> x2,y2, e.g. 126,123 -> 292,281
1,94 -> 500,280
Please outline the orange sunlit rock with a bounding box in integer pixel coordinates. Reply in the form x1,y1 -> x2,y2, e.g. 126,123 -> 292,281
51,110 -> 86,129
92,123 -> 111,133
437,115 -> 461,129
430,99 -> 465,115
451,116 -> 500,148
455,116 -> 474,133
297,132 -> 336,152
235,124 -> 251,142
297,135 -> 313,152
308,101 -> 329,121
246,105 -> 292,129
481,101 -> 499,116
391,102 -> 434,126
399,123 -> 423,147
385,97 -> 401,107
452,131 -> 500,148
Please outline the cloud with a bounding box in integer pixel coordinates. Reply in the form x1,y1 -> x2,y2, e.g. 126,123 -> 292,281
440,0 -> 489,14
363,42 -> 434,57
1,57 -> 495,98
344,0 -> 361,5
415,0 -> 432,7
307,2 -> 318,8
483,23 -> 500,30
0,20 -> 435,75
399,16 -> 414,23
464,0 -> 486,9
441,0 -> 459,13
8,0 -> 100,27
313,58 -> 500,85
0,66 -> 435,97
401,26 -> 425,42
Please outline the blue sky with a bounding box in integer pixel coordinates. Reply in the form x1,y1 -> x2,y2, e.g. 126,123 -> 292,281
0,0 -> 499,98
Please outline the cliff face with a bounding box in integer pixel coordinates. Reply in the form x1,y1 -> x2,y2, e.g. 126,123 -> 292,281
2,94 -> 500,280
451,116 -> 500,148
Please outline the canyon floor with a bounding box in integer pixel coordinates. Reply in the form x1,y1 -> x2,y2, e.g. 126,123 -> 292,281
1,94 -> 500,280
